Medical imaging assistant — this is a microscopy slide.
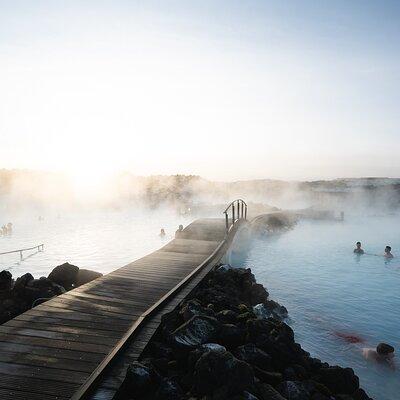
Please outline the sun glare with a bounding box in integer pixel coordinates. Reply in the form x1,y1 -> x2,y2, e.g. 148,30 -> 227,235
67,167 -> 113,201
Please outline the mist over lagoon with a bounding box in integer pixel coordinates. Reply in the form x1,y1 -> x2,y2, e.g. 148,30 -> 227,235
1,1 -> 400,399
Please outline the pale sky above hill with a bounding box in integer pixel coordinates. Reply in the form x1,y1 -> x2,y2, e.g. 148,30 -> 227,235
1,0 -> 400,183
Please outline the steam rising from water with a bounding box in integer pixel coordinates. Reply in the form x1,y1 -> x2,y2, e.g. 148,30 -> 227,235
1,170 -> 399,219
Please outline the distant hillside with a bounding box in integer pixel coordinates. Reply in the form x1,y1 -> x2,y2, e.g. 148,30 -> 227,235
0,169 -> 399,211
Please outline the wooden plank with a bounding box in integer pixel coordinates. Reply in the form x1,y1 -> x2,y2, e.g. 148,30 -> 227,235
0,342 -> 103,363
5,320 -> 122,339
15,313 -> 128,333
41,299 -> 139,320
0,326 -> 117,346
0,373 -> 77,398
0,387 -> 69,400
0,333 -> 110,354
0,350 -> 96,373
30,305 -> 131,327
0,361 -> 88,384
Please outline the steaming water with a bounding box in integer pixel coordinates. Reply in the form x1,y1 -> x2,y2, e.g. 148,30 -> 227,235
0,208 -> 192,278
241,216 -> 400,400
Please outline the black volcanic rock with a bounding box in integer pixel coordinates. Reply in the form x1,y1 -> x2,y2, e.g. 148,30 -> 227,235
192,348 -> 254,395
116,266 -> 372,400
47,262 -> 79,290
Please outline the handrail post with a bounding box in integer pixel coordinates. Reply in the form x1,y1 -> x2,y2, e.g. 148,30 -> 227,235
222,199 -> 248,230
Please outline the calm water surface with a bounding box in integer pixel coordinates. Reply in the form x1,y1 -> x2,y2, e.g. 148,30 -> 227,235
0,208 -> 193,278
241,216 -> 400,400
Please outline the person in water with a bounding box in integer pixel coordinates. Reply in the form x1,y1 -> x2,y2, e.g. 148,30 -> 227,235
159,228 -> 166,237
175,224 -> 184,238
353,241 -> 364,254
384,245 -> 394,258
363,343 -> 395,369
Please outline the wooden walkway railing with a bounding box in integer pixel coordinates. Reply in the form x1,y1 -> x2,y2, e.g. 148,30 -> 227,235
223,198 -> 247,233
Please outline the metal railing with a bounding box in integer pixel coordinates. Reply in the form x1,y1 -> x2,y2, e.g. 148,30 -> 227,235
0,244 -> 44,260
223,199 -> 247,233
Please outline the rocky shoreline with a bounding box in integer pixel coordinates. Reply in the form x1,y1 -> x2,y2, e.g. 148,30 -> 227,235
0,262 -> 102,324
116,265 -> 372,400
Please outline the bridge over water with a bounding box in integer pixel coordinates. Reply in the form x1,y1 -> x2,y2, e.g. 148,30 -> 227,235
0,200 -> 248,400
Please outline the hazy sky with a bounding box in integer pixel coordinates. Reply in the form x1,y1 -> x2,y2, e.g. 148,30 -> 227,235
1,0 -> 400,181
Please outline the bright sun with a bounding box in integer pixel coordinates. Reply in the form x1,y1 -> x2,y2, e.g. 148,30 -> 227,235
67,167 -> 114,202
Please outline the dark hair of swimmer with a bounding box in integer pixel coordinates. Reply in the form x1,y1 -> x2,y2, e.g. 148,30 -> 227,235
385,245 -> 392,252
356,242 -> 361,247
377,342 -> 395,355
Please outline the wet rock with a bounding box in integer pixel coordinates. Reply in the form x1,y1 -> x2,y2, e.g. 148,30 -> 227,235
13,273 -> 34,292
193,348 -> 254,395
317,366 -> 359,394
376,342 -> 394,355
48,262 -> 79,290
76,269 -> 102,287
284,364 -> 309,380
264,299 -> 288,319
248,283 -> 269,306
148,342 -> 174,360
353,388 -> 373,400
235,343 -> 273,371
335,395 -> 354,400
170,315 -> 220,350
155,379 -> 184,400
200,343 -> 226,353
160,309 -> 183,334
217,264 -> 235,272
216,309 -> 238,324
25,278 -> 66,304
219,323 -> 245,349
180,299 -> 214,321
277,381 -> 310,400
253,303 -> 272,320
0,297 -> 25,324
120,362 -> 153,396
255,383 -> 286,400
311,393 -> 331,400
0,270 -> 12,291
241,392 -> 260,400
254,367 -> 283,386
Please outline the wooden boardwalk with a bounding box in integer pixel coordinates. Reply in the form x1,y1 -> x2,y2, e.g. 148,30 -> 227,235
0,217 -> 241,400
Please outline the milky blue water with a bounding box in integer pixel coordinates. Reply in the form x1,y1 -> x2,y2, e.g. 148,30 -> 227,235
240,216 -> 400,400
0,208 -> 193,278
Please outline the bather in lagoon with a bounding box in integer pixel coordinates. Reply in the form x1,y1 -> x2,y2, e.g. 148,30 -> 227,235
354,241 -> 364,254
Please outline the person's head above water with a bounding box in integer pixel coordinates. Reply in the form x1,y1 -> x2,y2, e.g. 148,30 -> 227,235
384,246 -> 393,258
377,342 -> 395,356
354,241 -> 364,254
